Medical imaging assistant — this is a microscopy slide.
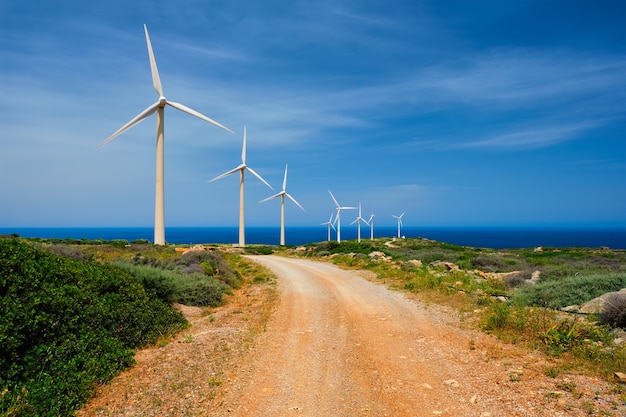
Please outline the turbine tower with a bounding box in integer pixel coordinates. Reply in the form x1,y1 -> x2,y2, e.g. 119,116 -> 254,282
209,126 -> 273,247
260,164 -> 304,246
350,203 -> 369,243
392,211 -> 406,238
321,212 -> 336,242
328,190 -> 356,243
368,212 -> 376,240
97,24 -> 233,245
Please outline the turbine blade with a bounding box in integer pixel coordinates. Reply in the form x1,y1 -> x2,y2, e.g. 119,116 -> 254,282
259,192 -> 282,203
341,206 -> 357,210
246,166 -> 274,190
241,126 -> 247,164
144,24 -> 163,97
286,193 -> 305,211
282,164 -> 288,192
328,190 -> 340,208
97,101 -> 159,148
350,218 -> 358,225
208,166 -> 241,182
400,211 -> 406,218
167,101 -> 234,133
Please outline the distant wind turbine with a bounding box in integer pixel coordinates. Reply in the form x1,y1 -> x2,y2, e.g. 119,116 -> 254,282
392,211 -> 406,238
260,164 -> 304,246
368,212 -> 376,240
209,126 -> 273,246
350,203 -> 369,243
321,212 -> 336,242
328,190 -> 356,243
97,24 -> 233,245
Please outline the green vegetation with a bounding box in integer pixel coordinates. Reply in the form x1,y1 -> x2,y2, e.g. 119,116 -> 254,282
0,239 -> 255,417
297,237 -> 626,381
0,238 -> 187,417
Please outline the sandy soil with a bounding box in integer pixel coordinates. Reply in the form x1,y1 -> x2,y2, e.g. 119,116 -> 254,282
79,255 -> 625,417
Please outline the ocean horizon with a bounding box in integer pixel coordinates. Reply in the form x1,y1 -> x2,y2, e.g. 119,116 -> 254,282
1,226 -> 625,250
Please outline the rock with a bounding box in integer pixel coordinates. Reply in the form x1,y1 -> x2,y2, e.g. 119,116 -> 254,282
614,372 -> 626,382
408,259 -> 423,267
295,246 -> 306,252
534,246 -> 543,252
443,379 -> 459,388
429,261 -> 459,271
369,251 -> 386,258
579,288 -> 626,314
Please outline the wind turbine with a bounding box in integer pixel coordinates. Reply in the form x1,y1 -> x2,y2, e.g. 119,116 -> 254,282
97,24 -> 233,245
328,190 -> 356,243
260,164 -> 304,246
350,203 -> 369,243
321,212 -> 336,242
209,126 -> 273,246
392,211 -> 406,238
368,212 -> 376,240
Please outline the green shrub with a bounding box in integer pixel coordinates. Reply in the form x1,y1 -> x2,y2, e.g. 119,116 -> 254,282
116,262 -> 178,304
117,262 -> 227,307
0,239 -> 187,417
172,274 -> 227,307
176,250 -> 243,288
513,272 -> 626,309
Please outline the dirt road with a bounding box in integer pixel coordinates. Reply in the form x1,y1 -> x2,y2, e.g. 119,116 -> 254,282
212,256 -> 622,417
80,255 -> 624,417
214,255 -> 483,416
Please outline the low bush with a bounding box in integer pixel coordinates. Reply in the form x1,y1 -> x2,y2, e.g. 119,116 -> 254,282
512,272 -> 626,309
117,262 -> 227,307
172,274 -> 227,307
176,250 -> 243,288
0,239 -> 187,417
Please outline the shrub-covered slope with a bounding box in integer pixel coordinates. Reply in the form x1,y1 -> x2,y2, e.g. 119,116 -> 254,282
0,238 -> 187,417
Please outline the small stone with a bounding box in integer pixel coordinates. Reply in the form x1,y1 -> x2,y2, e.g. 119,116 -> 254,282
614,372 -> 626,382
420,383 -> 433,389
443,379 -> 459,388
470,395 -> 478,404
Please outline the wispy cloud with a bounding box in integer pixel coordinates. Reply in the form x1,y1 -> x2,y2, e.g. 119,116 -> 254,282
456,120 -> 606,151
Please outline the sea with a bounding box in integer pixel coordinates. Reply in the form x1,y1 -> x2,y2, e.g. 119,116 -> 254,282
1,226 -> 625,249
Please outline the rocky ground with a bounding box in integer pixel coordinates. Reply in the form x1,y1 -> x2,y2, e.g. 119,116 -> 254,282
78,256 -> 625,417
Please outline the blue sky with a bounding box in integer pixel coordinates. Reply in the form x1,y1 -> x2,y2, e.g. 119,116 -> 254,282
1,0 -> 625,230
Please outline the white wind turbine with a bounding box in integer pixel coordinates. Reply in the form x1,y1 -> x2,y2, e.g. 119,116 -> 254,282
209,126 -> 273,247
260,164 -> 305,246
321,212 -> 336,242
350,203 -> 369,243
392,211 -> 406,238
97,24 -> 233,245
368,211 -> 376,240
328,190 -> 356,243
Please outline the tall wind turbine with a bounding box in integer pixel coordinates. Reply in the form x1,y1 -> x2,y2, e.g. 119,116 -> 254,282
260,164 -> 304,246
209,127 -> 273,246
392,211 -> 406,238
350,203 -> 369,243
97,24 -> 233,245
321,212 -> 336,242
328,190 -> 356,243
368,212 -> 376,240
